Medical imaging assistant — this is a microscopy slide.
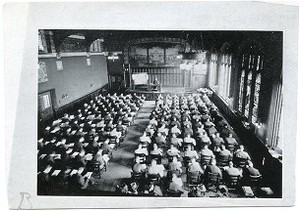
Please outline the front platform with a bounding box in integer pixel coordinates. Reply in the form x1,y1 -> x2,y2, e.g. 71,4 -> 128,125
126,86 -> 192,100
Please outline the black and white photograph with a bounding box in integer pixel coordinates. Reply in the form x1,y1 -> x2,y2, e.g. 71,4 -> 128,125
4,1 -> 298,209
37,30 -> 283,199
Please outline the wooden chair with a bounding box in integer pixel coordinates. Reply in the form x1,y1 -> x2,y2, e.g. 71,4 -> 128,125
187,171 -> 201,187
233,157 -> 248,168
205,172 -> 220,191
147,173 -> 161,184
249,175 -> 262,187
131,171 -> 144,181
166,189 -> 183,197
227,144 -> 236,154
225,174 -> 240,191
217,154 -> 230,168
90,160 -> 102,179
200,155 -> 212,167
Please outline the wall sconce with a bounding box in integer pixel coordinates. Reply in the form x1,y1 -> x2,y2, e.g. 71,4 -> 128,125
90,84 -> 95,87
56,53 -> 63,71
56,52 -> 61,59
87,58 -> 91,66
56,60 -> 63,71
86,52 -> 91,66
62,94 -> 68,99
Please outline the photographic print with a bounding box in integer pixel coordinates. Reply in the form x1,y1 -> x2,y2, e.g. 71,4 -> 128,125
4,1 -> 298,209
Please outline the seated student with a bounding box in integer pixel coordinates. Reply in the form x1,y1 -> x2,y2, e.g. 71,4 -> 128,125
170,124 -> 181,136
101,139 -> 113,157
132,157 -> 147,174
224,133 -> 239,152
166,144 -> 181,158
91,150 -> 106,170
56,138 -> 68,154
211,133 -> 225,152
135,143 -> 149,159
63,127 -> 74,142
154,132 -> 166,148
216,144 -> 232,167
75,128 -> 86,139
183,133 -> 196,147
199,145 -> 215,166
169,116 -> 181,127
142,181 -> 163,197
104,120 -> 114,132
61,113 -> 70,123
168,173 -> 184,194
145,124 -> 155,137
242,160 -> 261,180
187,157 -> 204,175
203,118 -> 215,129
150,143 -> 163,163
96,118 -> 106,129
220,125 -> 232,138
203,159 -> 223,182
139,131 -> 152,147
69,172 -> 91,190
200,112 -> 211,123
183,144 -> 199,160
85,137 -> 99,154
116,121 -> 127,136
183,124 -> 194,137
44,149 -> 57,167
149,117 -> 158,128
193,118 -> 203,129
88,127 -> 97,138
147,159 -> 165,178
72,153 -> 87,169
198,134 -> 211,147
157,123 -> 169,136
168,156 -> 183,174
73,137 -> 84,152
182,117 -> 192,128
104,113 -> 112,124
224,161 -> 243,179
170,133 -> 183,148
194,125 -> 206,137
120,113 -> 129,125
234,145 -> 251,160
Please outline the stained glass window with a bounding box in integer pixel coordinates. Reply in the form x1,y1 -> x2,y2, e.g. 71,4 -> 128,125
244,71 -> 252,118
238,52 -> 263,123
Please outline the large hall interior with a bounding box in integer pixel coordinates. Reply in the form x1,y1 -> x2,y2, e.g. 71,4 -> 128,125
37,30 -> 283,198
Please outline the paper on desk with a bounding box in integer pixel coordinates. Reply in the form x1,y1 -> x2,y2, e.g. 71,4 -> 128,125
71,152 -> 79,157
84,172 -> 93,179
70,169 -> 78,176
65,169 -> 72,174
51,170 -> 61,177
78,167 -> 84,174
66,149 -> 73,154
39,154 -> 47,160
85,153 -> 93,161
43,166 -> 52,174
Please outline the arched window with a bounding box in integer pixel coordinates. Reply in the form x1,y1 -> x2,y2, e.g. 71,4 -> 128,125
208,42 -> 233,104
90,38 -> 104,53
237,48 -> 264,123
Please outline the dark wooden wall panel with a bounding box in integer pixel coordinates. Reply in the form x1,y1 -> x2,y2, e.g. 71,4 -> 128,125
131,67 -> 185,87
